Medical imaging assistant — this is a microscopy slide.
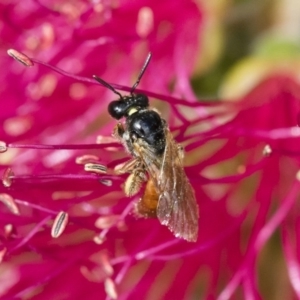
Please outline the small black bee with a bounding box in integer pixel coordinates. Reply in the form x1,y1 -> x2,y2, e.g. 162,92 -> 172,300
93,53 -> 199,242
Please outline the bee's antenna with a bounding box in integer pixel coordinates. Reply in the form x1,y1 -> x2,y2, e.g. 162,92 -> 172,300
93,75 -> 123,99
130,52 -> 152,94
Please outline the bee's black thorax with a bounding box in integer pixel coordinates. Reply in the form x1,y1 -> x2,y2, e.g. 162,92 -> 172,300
127,109 -> 166,155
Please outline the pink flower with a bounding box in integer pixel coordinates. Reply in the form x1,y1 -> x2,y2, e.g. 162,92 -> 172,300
2,1 -> 300,300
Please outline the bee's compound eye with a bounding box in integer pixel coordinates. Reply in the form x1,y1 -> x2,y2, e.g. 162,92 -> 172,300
108,100 -> 127,119
134,94 -> 149,108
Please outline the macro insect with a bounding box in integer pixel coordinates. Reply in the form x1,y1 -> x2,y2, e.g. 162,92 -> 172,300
93,53 -> 199,242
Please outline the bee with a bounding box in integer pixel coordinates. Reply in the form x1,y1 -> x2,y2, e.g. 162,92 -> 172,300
93,53 -> 199,242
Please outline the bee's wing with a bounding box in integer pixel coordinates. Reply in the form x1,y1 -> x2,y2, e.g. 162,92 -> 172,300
134,128 -> 199,242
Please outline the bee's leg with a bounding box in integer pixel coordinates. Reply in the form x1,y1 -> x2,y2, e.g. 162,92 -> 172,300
124,167 -> 147,197
113,122 -> 135,154
115,157 -> 143,174
112,123 -> 125,141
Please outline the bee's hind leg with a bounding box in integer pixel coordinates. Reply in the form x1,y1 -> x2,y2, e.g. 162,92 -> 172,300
114,157 -> 146,196
124,167 -> 147,197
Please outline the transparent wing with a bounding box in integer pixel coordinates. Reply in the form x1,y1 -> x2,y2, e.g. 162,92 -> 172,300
133,128 -> 199,242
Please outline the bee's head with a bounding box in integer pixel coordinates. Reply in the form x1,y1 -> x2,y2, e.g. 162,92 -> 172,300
108,94 -> 149,120
93,52 -> 152,119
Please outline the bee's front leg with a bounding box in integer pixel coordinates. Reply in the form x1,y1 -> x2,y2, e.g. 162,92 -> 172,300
112,123 -> 125,141
113,122 -> 135,154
